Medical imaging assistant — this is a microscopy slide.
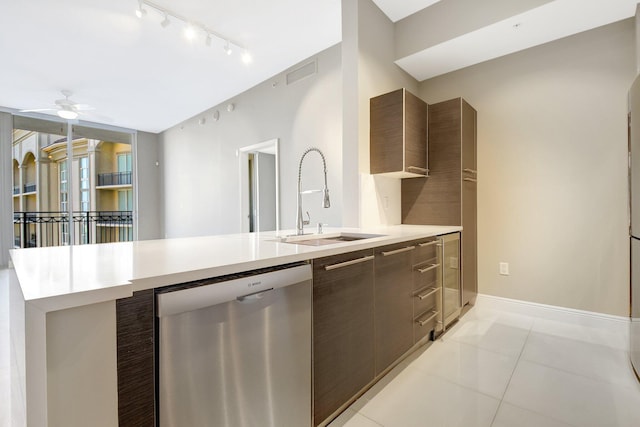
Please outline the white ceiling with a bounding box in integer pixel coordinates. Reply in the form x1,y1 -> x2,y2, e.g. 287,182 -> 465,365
396,0 -> 639,81
0,0 -> 636,133
372,0 -> 442,22
0,0 -> 342,133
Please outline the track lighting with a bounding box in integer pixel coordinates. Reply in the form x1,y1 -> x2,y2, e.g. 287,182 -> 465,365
241,50 -> 252,64
184,23 -> 197,41
223,41 -> 232,56
160,13 -> 170,28
135,1 -> 146,18
134,1 -> 250,63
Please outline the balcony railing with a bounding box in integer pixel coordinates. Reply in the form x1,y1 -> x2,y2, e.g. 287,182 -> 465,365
13,186 -> 19,195
23,183 -> 36,193
98,172 -> 132,187
13,210 -> 133,248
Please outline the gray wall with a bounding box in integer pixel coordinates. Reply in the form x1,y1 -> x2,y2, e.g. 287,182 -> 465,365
420,19 -> 635,316
135,131 -> 163,240
255,152 -> 276,231
395,0 -> 552,59
343,0 -> 420,227
160,44 -> 343,238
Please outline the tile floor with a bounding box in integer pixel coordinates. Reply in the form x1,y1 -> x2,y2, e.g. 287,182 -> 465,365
328,302 -> 640,427
2,271 -> 639,427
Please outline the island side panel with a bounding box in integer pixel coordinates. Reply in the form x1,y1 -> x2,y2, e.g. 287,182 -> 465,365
116,289 -> 155,427
46,300 -> 119,427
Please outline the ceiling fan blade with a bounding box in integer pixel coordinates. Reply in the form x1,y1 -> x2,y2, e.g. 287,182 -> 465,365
74,104 -> 95,111
19,108 -> 57,113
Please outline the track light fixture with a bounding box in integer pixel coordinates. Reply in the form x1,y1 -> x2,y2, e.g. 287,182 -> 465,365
184,23 -> 197,41
242,50 -> 252,64
160,13 -> 170,28
135,1 -> 146,18
134,0 -> 250,63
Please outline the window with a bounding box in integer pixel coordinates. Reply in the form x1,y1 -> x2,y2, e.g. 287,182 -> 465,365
59,161 -> 69,245
118,189 -> 133,211
79,156 -> 90,212
79,157 -> 90,243
117,152 -> 132,173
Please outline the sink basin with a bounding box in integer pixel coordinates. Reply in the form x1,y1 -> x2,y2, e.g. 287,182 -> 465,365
279,232 -> 385,246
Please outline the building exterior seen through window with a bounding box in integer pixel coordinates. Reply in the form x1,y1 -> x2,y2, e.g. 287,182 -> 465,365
12,128 -> 134,248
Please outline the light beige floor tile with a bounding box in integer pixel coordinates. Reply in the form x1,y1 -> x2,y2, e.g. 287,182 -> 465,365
359,366 -> 500,427
521,331 -> 638,389
328,409 -> 383,427
445,318 -> 530,357
531,317 -> 628,350
491,402 -> 576,427
503,360 -> 640,427
410,340 -> 519,399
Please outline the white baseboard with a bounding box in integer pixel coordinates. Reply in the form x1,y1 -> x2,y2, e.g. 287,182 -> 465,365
475,293 -> 629,329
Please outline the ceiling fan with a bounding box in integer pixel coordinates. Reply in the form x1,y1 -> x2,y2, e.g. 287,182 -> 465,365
20,90 -> 95,120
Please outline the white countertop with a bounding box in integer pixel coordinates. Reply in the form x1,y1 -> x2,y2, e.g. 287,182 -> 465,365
9,225 -> 461,312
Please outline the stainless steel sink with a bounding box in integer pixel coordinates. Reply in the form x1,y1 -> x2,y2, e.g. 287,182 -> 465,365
279,232 -> 385,246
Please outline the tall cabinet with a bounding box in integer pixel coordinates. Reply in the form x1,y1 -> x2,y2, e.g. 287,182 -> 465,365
401,98 -> 477,306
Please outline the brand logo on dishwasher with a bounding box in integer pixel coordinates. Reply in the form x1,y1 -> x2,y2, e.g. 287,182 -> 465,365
247,281 -> 262,288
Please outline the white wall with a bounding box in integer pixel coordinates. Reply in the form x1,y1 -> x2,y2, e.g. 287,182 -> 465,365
160,45 -> 343,238
420,19 -> 635,316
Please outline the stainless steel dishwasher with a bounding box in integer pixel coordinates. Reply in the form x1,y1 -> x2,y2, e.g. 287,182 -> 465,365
156,263 -> 312,427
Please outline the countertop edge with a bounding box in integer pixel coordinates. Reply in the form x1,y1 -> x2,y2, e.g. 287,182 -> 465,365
14,225 -> 462,312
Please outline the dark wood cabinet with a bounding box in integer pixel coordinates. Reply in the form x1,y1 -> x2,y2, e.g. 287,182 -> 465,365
411,237 -> 441,343
312,249 -> 375,426
373,242 -> 415,375
402,97 -> 477,307
370,88 -> 429,178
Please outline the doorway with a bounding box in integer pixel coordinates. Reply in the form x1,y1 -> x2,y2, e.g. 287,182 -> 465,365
238,139 -> 279,233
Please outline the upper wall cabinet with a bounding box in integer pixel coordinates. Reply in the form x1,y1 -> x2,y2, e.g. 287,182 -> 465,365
370,88 -> 428,178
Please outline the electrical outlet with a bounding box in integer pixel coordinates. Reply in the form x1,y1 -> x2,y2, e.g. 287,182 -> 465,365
499,262 -> 509,276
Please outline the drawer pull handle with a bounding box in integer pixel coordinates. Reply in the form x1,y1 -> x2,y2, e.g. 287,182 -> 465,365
463,168 -> 477,174
416,287 -> 440,300
463,177 -> 477,182
324,255 -> 374,271
407,166 -> 429,175
416,263 -> 440,274
381,246 -> 416,257
418,240 -> 438,248
416,311 -> 439,326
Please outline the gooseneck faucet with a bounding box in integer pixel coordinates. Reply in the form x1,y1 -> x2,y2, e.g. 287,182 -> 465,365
297,147 -> 330,235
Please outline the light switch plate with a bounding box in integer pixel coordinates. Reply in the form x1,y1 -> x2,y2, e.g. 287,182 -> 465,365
499,262 -> 509,275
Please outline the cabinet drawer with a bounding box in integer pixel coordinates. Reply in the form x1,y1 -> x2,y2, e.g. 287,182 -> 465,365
413,284 -> 439,316
413,259 -> 439,291
413,238 -> 439,263
414,308 -> 439,342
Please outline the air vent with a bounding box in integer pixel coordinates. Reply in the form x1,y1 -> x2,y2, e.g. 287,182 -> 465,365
286,60 -> 317,85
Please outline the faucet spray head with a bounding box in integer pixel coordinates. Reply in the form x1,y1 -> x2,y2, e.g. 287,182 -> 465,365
323,188 -> 331,208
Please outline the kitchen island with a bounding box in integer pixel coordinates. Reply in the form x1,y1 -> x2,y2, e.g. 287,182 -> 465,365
9,225 -> 460,427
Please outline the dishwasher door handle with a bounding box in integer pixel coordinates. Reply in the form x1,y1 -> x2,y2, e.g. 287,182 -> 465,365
236,288 -> 274,303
